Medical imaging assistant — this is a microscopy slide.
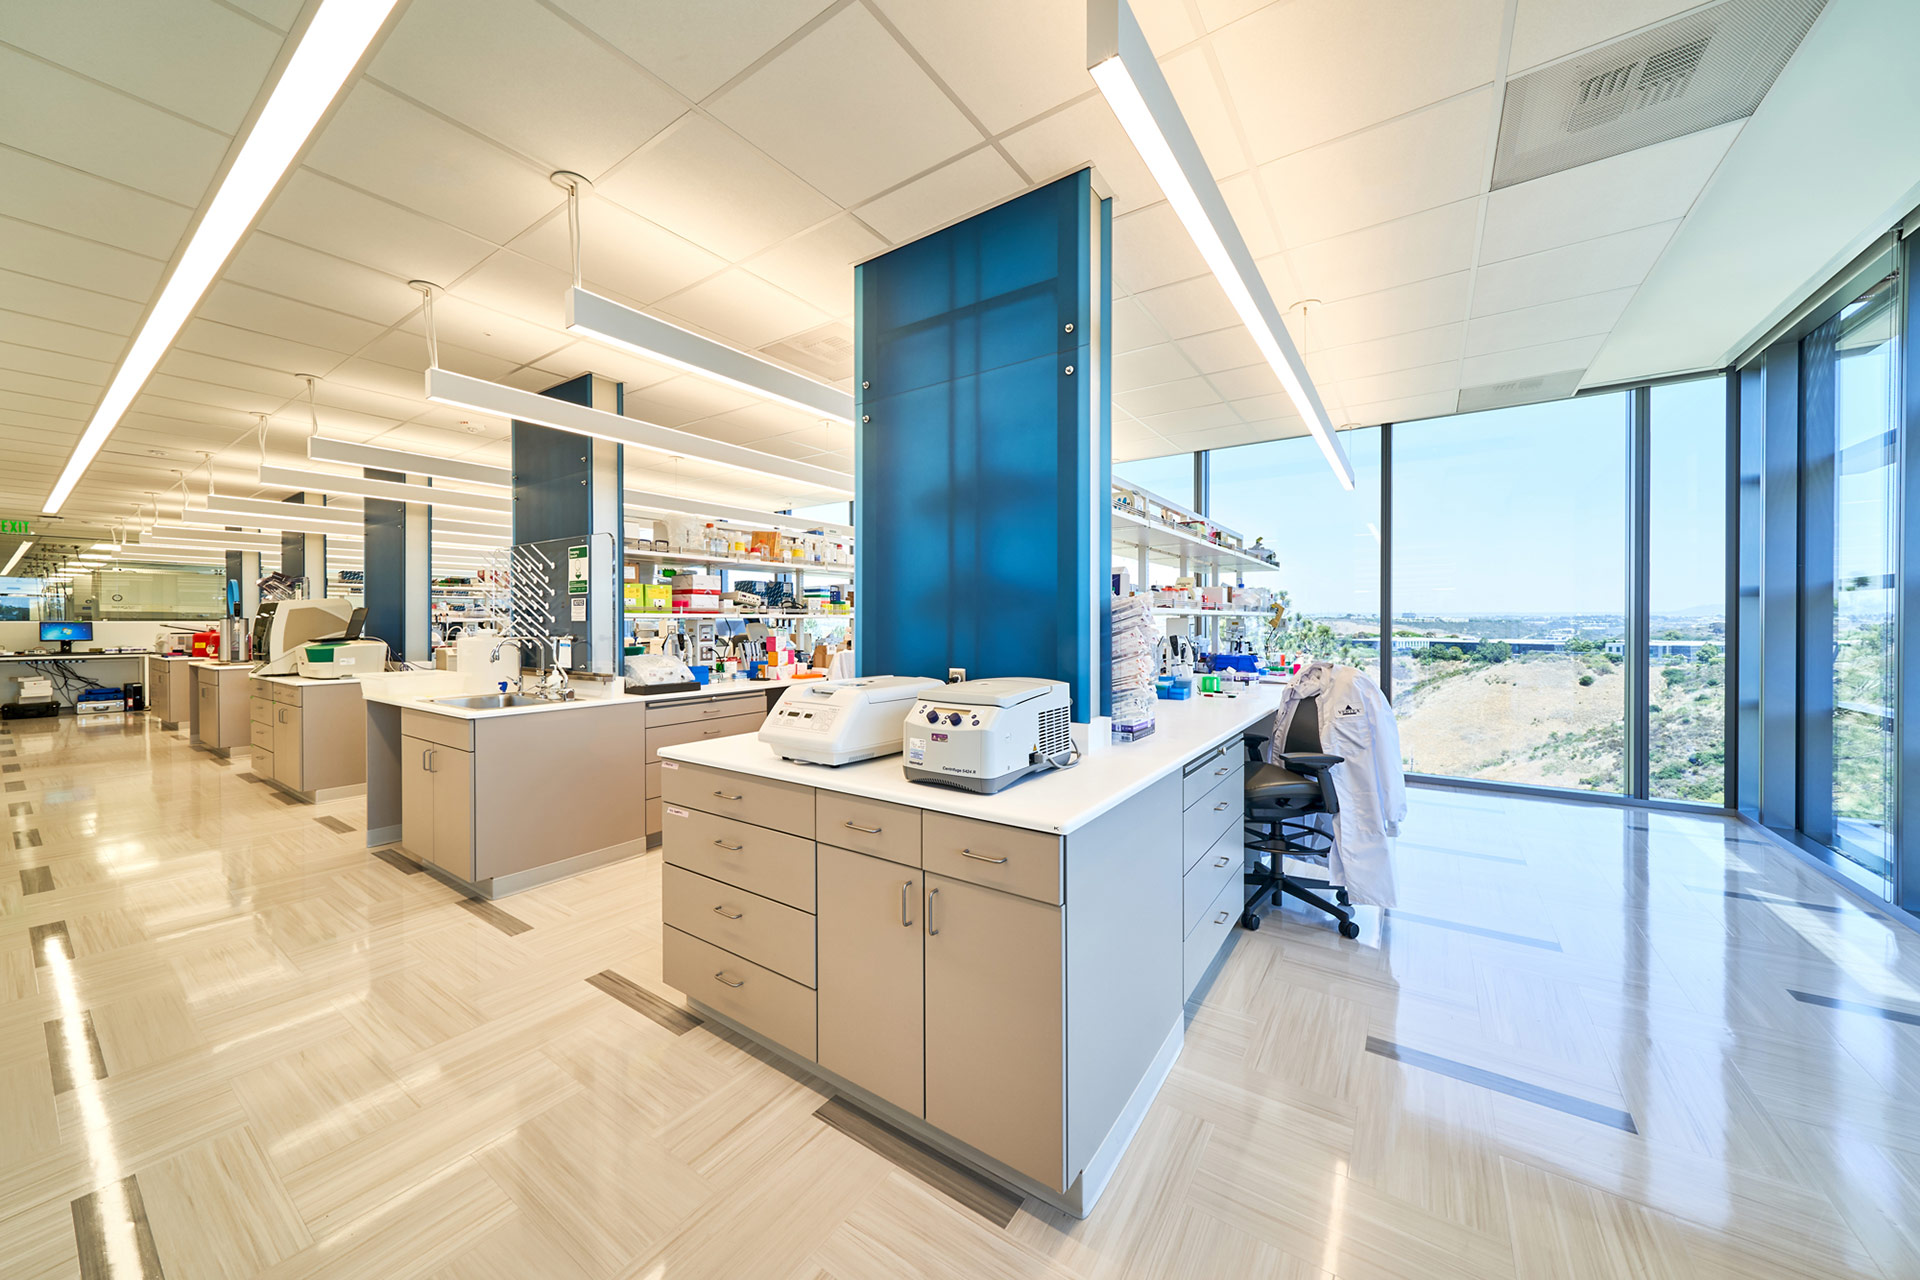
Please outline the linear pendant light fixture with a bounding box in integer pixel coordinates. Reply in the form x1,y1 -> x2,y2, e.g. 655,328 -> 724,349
566,288 -> 855,425
1087,0 -> 1353,489
254,464 -> 512,514
307,435 -> 511,488
1,541 -> 32,576
425,367 -> 853,496
39,0 -> 400,514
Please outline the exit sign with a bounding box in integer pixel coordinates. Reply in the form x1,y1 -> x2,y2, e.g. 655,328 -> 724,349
0,519 -> 28,536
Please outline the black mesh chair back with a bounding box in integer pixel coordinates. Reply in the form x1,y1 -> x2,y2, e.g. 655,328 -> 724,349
1283,695 -> 1321,754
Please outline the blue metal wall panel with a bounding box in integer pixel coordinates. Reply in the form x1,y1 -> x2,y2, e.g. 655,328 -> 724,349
362,468 -> 407,652
512,374 -> 595,546
855,171 -> 1109,718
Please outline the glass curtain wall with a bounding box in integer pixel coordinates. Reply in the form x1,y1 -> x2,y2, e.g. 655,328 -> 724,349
1392,395 -> 1630,791
1113,454 -> 1195,508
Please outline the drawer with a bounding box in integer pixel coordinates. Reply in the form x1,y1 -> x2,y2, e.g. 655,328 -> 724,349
648,692 -> 768,729
664,804 -> 815,911
249,678 -> 272,700
249,695 -> 272,725
1183,823 -> 1243,936
272,683 -> 302,706
817,792 -> 920,868
1183,766 -> 1243,869
660,761 -> 814,839
400,708 -> 474,751
646,711 -> 764,763
646,760 -> 662,800
664,925 -> 815,1061
1183,743 -> 1240,809
1184,873 -> 1241,1000
922,811 -> 1062,904
663,864 -> 815,987
249,718 -> 276,754
250,747 -> 274,781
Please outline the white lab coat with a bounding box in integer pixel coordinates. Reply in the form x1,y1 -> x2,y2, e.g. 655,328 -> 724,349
1268,662 -> 1405,908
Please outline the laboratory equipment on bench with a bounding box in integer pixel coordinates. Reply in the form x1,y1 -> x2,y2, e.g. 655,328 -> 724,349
624,651 -> 700,695
902,678 -> 1074,794
760,675 -> 943,766
251,600 -> 358,674
294,639 -> 388,679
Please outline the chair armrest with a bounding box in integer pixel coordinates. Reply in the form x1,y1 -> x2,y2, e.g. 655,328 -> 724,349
1280,752 -> 1343,772
1244,732 -> 1270,762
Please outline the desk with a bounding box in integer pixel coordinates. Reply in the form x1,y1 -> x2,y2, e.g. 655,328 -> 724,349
0,651 -> 150,711
657,688 -> 1281,1217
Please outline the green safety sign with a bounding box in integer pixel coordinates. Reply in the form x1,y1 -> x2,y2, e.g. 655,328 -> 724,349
566,544 -> 589,594
0,519 -> 28,536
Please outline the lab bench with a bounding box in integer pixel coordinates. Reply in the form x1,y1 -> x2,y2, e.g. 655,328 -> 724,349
189,661 -> 252,756
656,686 -> 1281,1218
247,674 -> 367,803
146,654 -> 196,728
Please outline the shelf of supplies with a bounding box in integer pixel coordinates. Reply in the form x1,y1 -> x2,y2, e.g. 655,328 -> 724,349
625,546 -> 853,573
1148,607 -> 1270,618
1110,509 -> 1276,574
626,610 -> 853,622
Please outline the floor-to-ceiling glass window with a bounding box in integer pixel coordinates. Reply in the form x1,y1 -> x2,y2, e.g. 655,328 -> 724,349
1802,269 -> 1901,893
1207,429 -> 1382,681
1391,395 -> 1629,791
1113,453 -> 1195,507
1648,377 -> 1729,804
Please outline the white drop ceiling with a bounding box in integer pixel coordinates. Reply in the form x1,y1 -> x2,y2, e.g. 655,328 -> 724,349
0,0 -> 1909,577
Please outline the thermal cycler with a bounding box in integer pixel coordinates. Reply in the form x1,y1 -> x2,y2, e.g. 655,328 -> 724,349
759,675 -> 944,766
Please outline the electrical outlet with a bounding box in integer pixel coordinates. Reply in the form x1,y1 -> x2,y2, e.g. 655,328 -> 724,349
947,667 -> 966,684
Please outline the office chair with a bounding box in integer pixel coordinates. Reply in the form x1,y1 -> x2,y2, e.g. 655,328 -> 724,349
1242,694 -> 1360,938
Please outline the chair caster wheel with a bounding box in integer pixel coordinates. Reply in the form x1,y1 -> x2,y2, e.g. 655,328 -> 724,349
1338,919 -> 1360,939
1335,888 -> 1350,906
1240,911 -> 1261,930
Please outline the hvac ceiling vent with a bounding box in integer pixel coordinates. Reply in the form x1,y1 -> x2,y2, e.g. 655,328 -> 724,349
760,322 -> 855,385
1455,369 -> 1587,414
1491,0 -> 1826,189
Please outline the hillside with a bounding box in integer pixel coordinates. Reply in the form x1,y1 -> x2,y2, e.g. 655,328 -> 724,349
1396,655 -> 1626,788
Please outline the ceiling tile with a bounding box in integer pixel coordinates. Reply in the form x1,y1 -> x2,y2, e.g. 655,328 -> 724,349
0,269 -> 142,334
0,217 -> 163,301
744,215 -> 885,319
1214,0 -> 1504,165
0,147 -> 191,259
1281,198 -> 1480,305
1177,326 -> 1265,374
197,281 -> 385,354
1336,360 -> 1460,408
619,372 -> 759,429
1220,171 -> 1283,261
1256,88 -> 1496,246
1116,376 -> 1226,418
1343,388 -> 1459,426
710,5 -> 982,207
449,249 -> 572,332
1112,342 -> 1199,393
0,366 -> 99,406
371,0 -> 687,175
509,197 -> 726,308
222,233 -> 422,328
257,169 -> 497,285
174,318 -> 353,377
653,268 -> 828,351
1480,121 -> 1740,263
1000,97 -> 1161,215
1204,363 -> 1283,401
1110,294 -> 1162,353
1310,322 -> 1467,384
1112,201 -> 1209,294
1134,275 -> 1239,340
1464,289 -> 1635,358
303,81 -> 558,246
1159,43 -> 1249,177
1138,403 -> 1244,435
595,114 -> 838,261
1470,221 -> 1679,316
549,0 -> 833,102
1459,333 -> 1608,386
527,339 -> 681,393
0,310 -> 126,364
870,0 -> 1086,136
1306,271 -> 1473,349
0,0 -> 283,133
1508,0 -> 1709,74
406,296 -> 570,368
853,148 -> 1024,244
0,47 -> 228,205
157,349 -> 302,399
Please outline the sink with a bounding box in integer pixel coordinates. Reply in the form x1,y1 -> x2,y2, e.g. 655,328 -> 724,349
431,693 -> 551,710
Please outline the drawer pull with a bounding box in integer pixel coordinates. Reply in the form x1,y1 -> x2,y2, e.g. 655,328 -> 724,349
1214,801 -> 1231,812
901,879 -> 914,927
842,820 -> 883,834
712,790 -> 743,801
1213,855 -> 1231,868
701,728 -> 725,736
1214,911 -> 1231,924
958,847 -> 1008,865
713,839 -> 744,852
1214,765 -> 1230,777
712,905 -> 744,920
714,971 -> 744,988
926,886 -> 940,935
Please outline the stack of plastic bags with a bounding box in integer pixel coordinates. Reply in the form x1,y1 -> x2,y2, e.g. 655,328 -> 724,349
1111,594 -> 1157,741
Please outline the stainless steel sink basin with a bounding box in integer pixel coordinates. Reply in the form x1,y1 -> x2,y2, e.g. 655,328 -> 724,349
431,693 -> 550,710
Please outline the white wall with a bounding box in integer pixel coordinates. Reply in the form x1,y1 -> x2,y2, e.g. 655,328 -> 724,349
0,621 -> 209,707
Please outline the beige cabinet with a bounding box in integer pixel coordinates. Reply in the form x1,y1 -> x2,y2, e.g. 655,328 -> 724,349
817,844 -> 924,1115
250,680 -> 366,799
273,703 -> 304,787
400,734 -> 474,878
923,873 -> 1065,1190
147,656 -> 194,727
194,665 -> 249,753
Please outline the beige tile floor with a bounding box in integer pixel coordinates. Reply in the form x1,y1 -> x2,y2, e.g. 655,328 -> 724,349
3,712 -> 1919,1278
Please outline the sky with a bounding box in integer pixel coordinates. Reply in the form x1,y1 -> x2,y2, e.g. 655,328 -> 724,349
1115,375 -> 1731,618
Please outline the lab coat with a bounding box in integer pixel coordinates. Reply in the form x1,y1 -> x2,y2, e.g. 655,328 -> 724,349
1269,662 -> 1405,908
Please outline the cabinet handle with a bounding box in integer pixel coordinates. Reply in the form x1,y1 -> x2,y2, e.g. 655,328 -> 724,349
925,886 -> 940,935
1214,765 -> 1230,777
714,971 -> 744,988
713,839 -> 744,852
1214,911 -> 1231,924
278,708 -> 286,723
421,747 -> 431,772
1213,855 -> 1231,868
842,820 -> 882,834
712,790 -> 743,801
701,728 -> 726,736
901,879 -> 914,927
958,847 -> 1008,864
1214,801 -> 1230,812
712,904 -> 744,920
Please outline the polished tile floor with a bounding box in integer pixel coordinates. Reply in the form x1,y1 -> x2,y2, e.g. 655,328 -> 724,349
3,712 -> 1919,1278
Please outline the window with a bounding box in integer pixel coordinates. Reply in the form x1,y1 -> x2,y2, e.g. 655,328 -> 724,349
1207,429 -> 1381,676
1648,378 -> 1728,804
1392,395 -> 1629,791
1113,453 -> 1194,508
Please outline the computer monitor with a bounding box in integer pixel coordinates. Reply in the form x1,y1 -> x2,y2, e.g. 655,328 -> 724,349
40,621 -> 93,654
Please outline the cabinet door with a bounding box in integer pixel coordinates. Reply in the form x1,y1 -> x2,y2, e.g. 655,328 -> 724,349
432,745 -> 475,881
923,874 -> 1064,1190
274,704 -> 304,788
400,735 -> 435,867
817,844 -> 924,1115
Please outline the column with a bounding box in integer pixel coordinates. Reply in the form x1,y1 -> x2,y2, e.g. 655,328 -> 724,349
279,491 -> 327,594
364,469 -> 430,663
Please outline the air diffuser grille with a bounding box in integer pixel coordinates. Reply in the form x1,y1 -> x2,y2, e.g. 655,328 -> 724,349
1492,0 -> 1826,189
761,321 -> 855,383
1454,369 -> 1587,415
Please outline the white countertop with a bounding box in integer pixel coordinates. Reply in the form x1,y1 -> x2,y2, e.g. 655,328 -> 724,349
357,671 -> 783,721
659,686 -> 1284,835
